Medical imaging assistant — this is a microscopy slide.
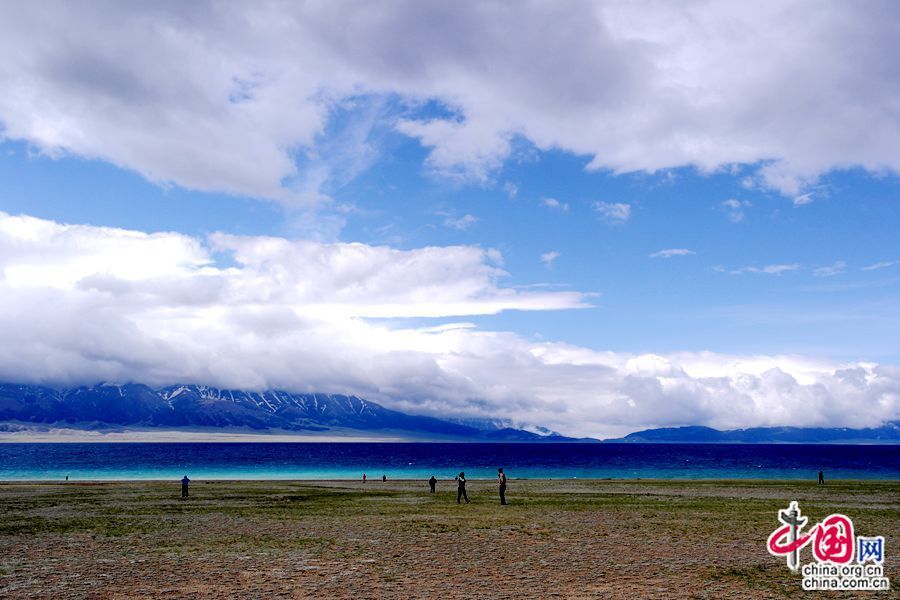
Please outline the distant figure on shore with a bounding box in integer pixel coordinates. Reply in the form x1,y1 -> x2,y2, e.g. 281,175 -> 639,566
65,475 -> 68,481
429,475 -> 437,493
498,467 -> 507,505
818,470 -> 825,485
382,474 -> 387,483
363,473 -> 367,484
181,475 -> 190,498
455,471 -> 470,504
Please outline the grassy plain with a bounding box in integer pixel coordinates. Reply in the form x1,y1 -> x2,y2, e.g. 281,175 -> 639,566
0,479 -> 897,598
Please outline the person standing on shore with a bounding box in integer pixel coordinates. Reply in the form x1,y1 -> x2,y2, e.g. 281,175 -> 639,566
818,470 -> 825,485
382,474 -> 386,483
363,473 -> 366,484
428,475 -> 437,493
498,467 -> 507,505
455,471 -> 470,504
181,475 -> 190,498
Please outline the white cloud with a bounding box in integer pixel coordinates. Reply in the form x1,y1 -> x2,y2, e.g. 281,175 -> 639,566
484,247 -> 505,267
793,192 -> 815,206
0,212 -> 897,438
0,2 -> 894,203
0,212 -> 585,319
813,261 -> 847,277
721,199 -> 751,223
593,202 -> 631,223
730,263 -> 801,275
862,261 -> 898,271
503,182 -> 518,199
540,251 -> 560,269
395,118 -> 511,183
443,214 -> 479,230
542,198 -> 570,212
650,248 -> 695,259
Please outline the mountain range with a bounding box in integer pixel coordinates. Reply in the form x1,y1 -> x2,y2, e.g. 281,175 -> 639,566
605,423 -> 900,444
0,382 -> 579,441
1,382 -> 897,443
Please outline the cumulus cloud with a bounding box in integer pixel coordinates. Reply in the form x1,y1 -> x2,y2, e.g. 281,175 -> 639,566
0,1 -> 896,203
442,214 -> 479,231
542,198 -> 570,212
593,202 -> 631,223
650,248 -> 695,259
721,199 -> 751,223
0,212 -> 580,319
1,212 -> 897,438
730,264 -> 801,275
813,261 -> 847,277
540,251 -> 561,269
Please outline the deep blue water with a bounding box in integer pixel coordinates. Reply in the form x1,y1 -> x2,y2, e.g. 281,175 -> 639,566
1,443 -> 898,481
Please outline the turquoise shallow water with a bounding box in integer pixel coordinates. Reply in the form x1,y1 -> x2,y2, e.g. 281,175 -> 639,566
1,442 -> 898,481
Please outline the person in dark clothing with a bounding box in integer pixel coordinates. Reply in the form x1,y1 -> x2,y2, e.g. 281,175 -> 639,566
498,467 -> 507,505
428,475 -> 437,493
818,470 -> 825,485
382,474 -> 387,483
363,473 -> 366,483
456,471 -> 470,504
181,475 -> 190,498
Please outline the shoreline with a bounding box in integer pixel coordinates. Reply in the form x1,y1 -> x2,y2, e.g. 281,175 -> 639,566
2,476 -> 899,483
3,425 -> 899,445
0,427 -> 416,443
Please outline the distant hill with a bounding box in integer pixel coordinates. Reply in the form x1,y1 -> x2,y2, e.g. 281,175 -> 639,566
605,422 -> 900,444
0,382 -> 585,442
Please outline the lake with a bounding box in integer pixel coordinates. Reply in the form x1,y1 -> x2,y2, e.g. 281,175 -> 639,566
1,442 -> 898,481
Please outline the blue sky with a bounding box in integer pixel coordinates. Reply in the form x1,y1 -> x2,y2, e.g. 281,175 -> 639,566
0,2 -> 897,436
4,132 -> 897,362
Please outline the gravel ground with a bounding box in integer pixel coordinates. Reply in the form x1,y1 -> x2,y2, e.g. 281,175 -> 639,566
1,479 -> 897,599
